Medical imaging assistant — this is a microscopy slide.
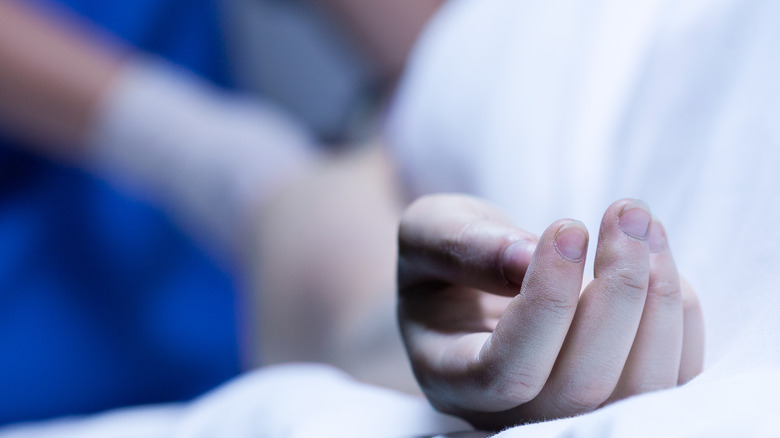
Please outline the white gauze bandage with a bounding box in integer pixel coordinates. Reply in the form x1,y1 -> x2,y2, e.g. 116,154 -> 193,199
87,58 -> 318,256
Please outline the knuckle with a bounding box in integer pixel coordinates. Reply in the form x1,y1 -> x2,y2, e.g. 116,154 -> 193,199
617,270 -> 648,293
480,366 -> 545,405
557,381 -> 614,413
442,220 -> 479,264
527,292 -> 578,321
648,278 -> 682,304
609,266 -> 649,300
447,220 -> 518,269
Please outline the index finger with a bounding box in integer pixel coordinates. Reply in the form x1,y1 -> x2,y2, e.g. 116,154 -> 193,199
398,194 -> 538,297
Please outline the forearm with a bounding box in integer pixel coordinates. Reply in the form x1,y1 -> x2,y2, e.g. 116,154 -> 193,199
314,0 -> 444,79
0,0 -> 123,153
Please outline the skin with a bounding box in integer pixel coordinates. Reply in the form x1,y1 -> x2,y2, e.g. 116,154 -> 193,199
0,0 -> 123,154
397,194 -> 705,430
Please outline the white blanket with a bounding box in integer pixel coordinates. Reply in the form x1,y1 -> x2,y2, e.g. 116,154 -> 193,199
0,365 -> 474,438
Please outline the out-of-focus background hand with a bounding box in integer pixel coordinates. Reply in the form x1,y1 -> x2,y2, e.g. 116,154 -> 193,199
397,194 -> 705,430
0,0 -> 445,424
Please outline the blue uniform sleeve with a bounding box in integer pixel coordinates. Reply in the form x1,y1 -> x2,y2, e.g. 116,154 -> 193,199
0,0 -> 241,425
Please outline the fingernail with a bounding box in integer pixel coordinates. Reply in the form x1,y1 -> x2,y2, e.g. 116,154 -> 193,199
619,200 -> 651,239
648,219 -> 667,253
554,221 -> 588,262
502,239 -> 537,286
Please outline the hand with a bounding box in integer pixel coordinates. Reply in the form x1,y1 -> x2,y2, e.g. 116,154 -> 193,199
397,194 -> 704,430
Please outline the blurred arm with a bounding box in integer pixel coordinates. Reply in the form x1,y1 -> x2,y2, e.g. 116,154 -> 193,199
250,142 -> 418,393
0,0 -> 414,389
0,0 -> 123,154
0,0 -> 316,258
314,0 -> 444,79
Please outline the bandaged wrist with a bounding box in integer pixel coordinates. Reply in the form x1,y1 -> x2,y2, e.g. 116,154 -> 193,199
86,57 -> 317,256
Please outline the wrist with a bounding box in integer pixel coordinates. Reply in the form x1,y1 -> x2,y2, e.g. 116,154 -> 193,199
85,57 -> 319,257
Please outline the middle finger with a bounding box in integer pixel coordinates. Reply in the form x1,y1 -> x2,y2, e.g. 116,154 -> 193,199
522,199 -> 652,419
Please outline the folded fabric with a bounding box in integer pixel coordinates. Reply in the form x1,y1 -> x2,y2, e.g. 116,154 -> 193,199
0,365 -> 473,438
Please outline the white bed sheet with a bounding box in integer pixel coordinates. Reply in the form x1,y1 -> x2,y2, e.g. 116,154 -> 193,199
0,365 -> 474,438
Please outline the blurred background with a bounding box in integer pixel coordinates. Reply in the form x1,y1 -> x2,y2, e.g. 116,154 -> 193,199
224,0 -> 379,144
0,0 -> 441,427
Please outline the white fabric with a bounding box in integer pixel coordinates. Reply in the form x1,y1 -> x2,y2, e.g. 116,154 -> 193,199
388,0 -> 780,435
87,58 -> 318,255
0,365 -> 473,438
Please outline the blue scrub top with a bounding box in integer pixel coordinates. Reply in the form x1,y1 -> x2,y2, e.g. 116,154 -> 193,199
0,0 -> 241,425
